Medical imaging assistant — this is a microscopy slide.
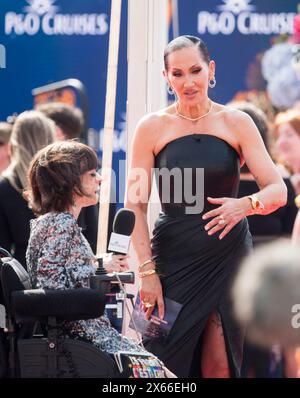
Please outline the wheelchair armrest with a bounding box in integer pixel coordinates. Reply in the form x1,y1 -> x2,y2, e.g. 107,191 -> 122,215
10,288 -> 106,323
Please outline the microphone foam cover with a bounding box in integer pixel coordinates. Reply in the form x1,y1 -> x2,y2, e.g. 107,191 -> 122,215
112,208 -> 135,236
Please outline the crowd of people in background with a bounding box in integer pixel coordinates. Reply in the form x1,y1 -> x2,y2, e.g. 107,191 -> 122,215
0,103 -> 118,268
1,97 -> 300,378
0,103 -> 126,334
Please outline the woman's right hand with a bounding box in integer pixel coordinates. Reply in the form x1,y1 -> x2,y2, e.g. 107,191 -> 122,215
102,253 -> 129,273
140,273 -> 165,320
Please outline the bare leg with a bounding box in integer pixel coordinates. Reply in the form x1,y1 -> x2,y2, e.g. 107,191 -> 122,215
284,347 -> 300,378
201,311 -> 230,378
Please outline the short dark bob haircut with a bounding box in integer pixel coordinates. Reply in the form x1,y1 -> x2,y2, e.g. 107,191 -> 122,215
27,141 -> 98,215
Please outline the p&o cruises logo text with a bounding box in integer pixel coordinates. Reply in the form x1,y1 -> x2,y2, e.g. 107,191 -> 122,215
198,0 -> 295,35
5,0 -> 109,36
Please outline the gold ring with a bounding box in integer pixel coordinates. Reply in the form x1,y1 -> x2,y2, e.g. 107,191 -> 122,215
143,302 -> 155,308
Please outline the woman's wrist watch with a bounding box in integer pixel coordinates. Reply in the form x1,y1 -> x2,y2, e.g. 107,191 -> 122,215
247,194 -> 265,211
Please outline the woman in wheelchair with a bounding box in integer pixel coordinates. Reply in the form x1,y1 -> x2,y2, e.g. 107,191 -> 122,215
24,141 -> 168,371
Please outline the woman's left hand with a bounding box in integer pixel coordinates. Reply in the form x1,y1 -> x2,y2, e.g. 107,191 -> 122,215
202,196 -> 251,240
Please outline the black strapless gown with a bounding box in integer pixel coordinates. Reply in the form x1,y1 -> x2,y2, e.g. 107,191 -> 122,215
144,134 -> 253,378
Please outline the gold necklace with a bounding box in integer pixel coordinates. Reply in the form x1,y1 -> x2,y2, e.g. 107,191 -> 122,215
175,100 -> 213,122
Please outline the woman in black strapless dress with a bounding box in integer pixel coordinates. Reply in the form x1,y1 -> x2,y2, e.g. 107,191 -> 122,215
125,36 -> 287,378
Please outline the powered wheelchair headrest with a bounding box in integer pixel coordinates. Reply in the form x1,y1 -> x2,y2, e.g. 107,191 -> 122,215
11,288 -> 106,323
0,256 -> 106,323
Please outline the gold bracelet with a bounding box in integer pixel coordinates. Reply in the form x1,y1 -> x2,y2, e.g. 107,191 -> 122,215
139,269 -> 156,278
247,194 -> 264,211
139,259 -> 155,271
295,194 -> 300,208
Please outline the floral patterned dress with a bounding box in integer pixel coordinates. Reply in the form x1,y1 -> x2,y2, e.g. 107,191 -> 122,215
26,212 -> 145,355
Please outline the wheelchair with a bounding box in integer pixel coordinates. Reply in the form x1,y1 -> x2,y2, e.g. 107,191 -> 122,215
0,248 -> 134,378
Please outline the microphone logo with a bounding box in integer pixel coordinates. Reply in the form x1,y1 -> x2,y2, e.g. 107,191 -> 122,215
108,232 -> 131,254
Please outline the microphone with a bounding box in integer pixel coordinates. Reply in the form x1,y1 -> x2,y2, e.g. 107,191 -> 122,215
108,208 -> 135,255
91,208 -> 136,285
90,209 -> 136,325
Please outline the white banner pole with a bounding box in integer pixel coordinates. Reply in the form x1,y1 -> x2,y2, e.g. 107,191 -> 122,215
97,0 -> 122,255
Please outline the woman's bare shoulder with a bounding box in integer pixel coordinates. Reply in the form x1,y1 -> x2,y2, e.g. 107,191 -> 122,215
138,106 -> 174,126
214,103 -> 251,123
214,104 -> 255,138
134,106 -> 175,141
